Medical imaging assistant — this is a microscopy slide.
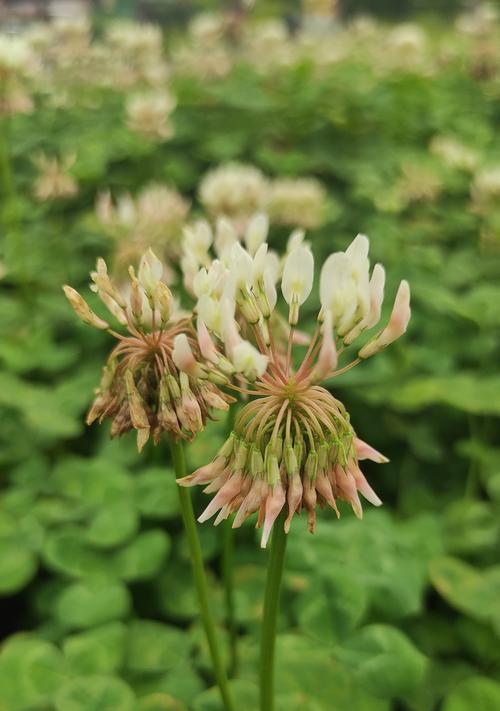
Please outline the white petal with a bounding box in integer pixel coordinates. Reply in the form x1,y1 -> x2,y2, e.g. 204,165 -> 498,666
281,246 -> 314,306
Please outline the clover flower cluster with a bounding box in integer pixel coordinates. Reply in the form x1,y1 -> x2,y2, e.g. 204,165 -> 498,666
26,19 -> 168,93
96,184 -> 189,277
198,162 -> 328,230
33,153 -> 78,201
63,251 -> 234,450
0,34 -> 36,116
178,234 -> 411,547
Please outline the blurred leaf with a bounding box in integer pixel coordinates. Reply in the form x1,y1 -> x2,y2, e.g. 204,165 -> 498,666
0,539 -> 37,596
337,625 -> 427,698
54,675 -> 135,711
63,622 -> 127,674
429,557 -> 500,628
125,620 -> 191,675
0,637 -> 67,711
294,570 -> 368,645
113,530 -> 170,582
42,528 -> 111,578
442,676 -> 500,711
85,501 -> 139,549
56,578 -> 131,629
137,694 -> 189,711
135,468 -> 180,520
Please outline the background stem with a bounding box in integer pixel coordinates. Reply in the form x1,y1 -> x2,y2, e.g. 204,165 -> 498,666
222,519 -> 238,676
259,511 -> 288,711
169,438 -> 235,711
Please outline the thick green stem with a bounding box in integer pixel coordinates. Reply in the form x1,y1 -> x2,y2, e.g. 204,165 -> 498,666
259,511 -> 288,711
222,519 -> 238,676
169,438 -> 235,711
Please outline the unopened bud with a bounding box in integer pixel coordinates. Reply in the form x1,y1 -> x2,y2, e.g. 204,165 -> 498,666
157,281 -> 172,325
305,451 -> 318,480
63,286 -> 109,330
128,267 -> 143,325
284,441 -> 299,477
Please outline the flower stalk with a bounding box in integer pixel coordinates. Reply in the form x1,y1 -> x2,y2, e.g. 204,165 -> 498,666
259,509 -> 288,711
170,438 -> 235,711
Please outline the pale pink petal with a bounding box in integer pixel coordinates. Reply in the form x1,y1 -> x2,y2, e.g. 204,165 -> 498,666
354,437 -> 389,464
261,482 -> 286,549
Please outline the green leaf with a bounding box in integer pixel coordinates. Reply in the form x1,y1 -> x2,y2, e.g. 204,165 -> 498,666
135,468 -> 180,520
85,501 -> 139,549
0,539 -> 37,595
0,637 -> 67,711
113,530 -> 170,581
56,578 -> 131,629
125,620 -> 191,675
429,557 -> 500,627
136,694 -> 189,711
55,675 -> 135,711
294,570 -> 368,644
50,457 -> 133,507
337,625 -> 427,698
42,528 -> 111,578
192,681 -> 258,711
442,676 -> 500,711
274,635 -> 389,711
63,622 -> 127,674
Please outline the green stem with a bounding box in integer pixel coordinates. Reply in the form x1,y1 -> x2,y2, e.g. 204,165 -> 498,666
221,405 -> 239,677
169,438 -> 235,711
222,519 -> 238,676
259,511 -> 288,711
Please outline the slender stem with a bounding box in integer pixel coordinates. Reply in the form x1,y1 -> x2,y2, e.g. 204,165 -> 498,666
169,438 -> 235,711
221,403 -> 240,677
221,519 -> 238,677
259,510 -> 288,711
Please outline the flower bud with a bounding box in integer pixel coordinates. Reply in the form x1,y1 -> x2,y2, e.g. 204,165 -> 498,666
157,281 -> 172,324
124,370 -> 150,452
138,248 -> 163,303
63,286 -> 110,330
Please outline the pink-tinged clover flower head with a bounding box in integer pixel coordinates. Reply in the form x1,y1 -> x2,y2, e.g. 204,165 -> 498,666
63,250 -> 234,450
178,233 -> 410,547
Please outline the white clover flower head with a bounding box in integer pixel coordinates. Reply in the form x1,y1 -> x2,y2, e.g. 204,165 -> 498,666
199,162 -> 268,219
181,232 -> 410,546
64,250 -> 234,449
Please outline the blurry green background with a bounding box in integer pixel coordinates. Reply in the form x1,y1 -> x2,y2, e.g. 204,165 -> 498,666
1,1 -> 500,710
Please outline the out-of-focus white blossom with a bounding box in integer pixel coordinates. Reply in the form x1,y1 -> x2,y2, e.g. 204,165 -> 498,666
125,91 -> 176,141
199,163 -> 268,220
267,178 -> 327,229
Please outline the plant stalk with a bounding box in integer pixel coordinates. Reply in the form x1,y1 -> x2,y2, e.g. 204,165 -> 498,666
259,510 -> 288,711
169,437 -> 235,711
222,518 -> 238,676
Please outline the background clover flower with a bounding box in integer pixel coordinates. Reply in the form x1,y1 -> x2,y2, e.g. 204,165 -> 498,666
63,249 -> 233,451
178,234 -> 411,547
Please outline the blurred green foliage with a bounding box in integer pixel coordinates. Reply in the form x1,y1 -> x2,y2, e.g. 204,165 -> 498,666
1,11 -> 500,711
